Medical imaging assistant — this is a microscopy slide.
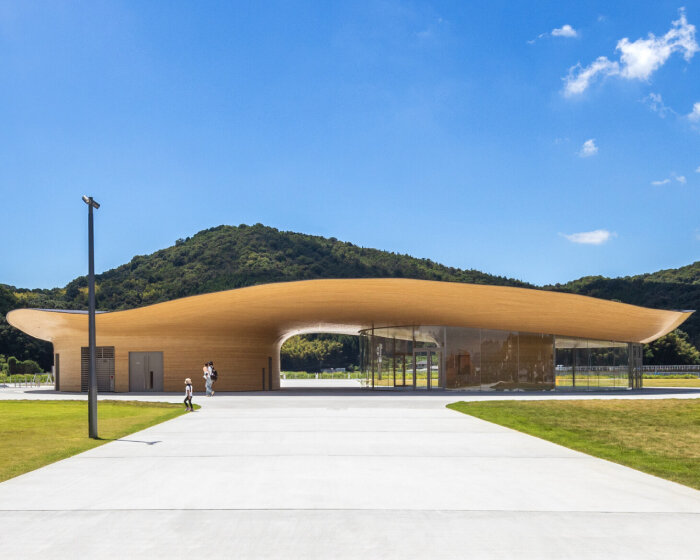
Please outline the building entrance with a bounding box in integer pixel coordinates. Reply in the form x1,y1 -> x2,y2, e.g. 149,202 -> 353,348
413,349 -> 441,390
360,327 -> 444,390
393,353 -> 412,387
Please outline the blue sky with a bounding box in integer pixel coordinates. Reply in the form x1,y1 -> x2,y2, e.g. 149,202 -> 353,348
1,1 -> 698,289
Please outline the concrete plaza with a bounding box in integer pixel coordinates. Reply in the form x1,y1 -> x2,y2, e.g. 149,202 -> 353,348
0,387 -> 699,559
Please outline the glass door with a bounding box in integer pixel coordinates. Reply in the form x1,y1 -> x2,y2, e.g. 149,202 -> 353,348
393,353 -> 413,387
413,349 -> 441,390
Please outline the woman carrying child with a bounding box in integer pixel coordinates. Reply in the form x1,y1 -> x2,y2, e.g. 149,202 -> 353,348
203,363 -> 213,397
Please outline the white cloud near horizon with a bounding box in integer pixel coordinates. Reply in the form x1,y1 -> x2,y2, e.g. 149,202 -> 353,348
561,229 -> 615,245
675,174 -> 687,184
651,178 -> 671,185
564,11 -> 698,96
579,138 -> 598,157
696,165 -> 700,172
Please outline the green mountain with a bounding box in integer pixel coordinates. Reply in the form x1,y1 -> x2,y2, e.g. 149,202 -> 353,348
9,223 -> 531,312
1,223 -> 698,369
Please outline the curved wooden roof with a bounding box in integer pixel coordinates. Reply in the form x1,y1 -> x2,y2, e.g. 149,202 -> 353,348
7,278 -> 692,344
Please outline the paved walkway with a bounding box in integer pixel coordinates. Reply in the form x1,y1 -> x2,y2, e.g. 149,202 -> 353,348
0,388 -> 699,558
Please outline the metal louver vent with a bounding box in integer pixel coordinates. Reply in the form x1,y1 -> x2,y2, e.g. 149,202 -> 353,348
81,346 -> 115,392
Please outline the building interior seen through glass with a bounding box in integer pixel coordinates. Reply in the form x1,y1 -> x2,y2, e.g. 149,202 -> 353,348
359,326 -> 642,391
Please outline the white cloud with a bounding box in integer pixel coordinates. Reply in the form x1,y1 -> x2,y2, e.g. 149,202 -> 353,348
552,24 -> 578,38
529,23 -> 578,43
564,10 -> 698,96
565,57 -> 619,96
696,165 -> 700,173
642,92 -> 675,117
578,138 -> 598,157
561,230 -> 615,245
651,173 -> 687,185
688,101 -> 700,121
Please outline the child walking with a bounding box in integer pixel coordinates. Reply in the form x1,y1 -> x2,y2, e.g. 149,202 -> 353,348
184,378 -> 193,411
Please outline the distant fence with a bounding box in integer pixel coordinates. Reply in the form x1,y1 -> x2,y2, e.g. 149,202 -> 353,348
0,373 -> 55,388
282,371 -> 364,380
642,365 -> 700,376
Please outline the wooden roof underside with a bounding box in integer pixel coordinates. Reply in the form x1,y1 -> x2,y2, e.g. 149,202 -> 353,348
8,278 -> 692,345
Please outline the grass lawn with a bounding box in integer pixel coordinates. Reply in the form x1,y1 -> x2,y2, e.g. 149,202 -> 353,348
0,400 -> 193,482
447,399 -> 700,490
643,378 -> 700,388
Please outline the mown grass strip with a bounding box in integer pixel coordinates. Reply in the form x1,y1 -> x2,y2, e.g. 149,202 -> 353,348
447,399 -> 700,490
0,400 -> 195,482
642,378 -> 700,387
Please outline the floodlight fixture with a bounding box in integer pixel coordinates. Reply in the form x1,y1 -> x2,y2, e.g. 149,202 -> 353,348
82,195 -> 100,209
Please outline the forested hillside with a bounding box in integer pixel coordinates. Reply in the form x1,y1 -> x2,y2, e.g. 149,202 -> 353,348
0,285 -> 53,368
1,223 -> 698,369
548,261 -> 700,349
10,224 -> 530,312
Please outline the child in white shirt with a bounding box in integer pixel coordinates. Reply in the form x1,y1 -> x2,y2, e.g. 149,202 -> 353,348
184,378 -> 193,411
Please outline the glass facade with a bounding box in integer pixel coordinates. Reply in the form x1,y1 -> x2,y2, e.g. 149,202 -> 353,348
359,325 -> 642,391
554,337 -> 632,390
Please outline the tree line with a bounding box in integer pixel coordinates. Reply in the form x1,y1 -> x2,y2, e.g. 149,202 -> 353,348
0,354 -> 43,375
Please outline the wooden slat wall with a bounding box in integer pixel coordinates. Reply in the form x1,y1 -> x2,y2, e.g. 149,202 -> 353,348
54,332 -> 276,393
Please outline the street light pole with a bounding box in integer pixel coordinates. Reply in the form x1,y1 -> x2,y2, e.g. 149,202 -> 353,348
82,195 -> 100,439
